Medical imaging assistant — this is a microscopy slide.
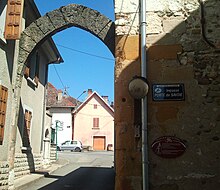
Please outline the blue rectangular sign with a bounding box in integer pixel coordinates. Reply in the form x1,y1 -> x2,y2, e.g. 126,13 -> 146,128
152,84 -> 185,101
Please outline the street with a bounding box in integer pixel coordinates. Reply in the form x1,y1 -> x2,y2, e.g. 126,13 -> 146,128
21,151 -> 115,190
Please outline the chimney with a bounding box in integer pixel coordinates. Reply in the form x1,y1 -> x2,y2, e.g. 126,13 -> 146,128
102,96 -> 109,103
57,90 -> 63,101
87,89 -> 93,97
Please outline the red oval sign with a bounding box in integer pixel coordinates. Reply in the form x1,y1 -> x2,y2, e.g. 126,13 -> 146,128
151,136 -> 186,158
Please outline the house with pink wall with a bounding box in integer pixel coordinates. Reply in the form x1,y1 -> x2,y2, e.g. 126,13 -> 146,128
73,89 -> 114,151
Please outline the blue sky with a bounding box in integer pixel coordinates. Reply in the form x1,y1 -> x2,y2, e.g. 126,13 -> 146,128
34,0 -> 115,103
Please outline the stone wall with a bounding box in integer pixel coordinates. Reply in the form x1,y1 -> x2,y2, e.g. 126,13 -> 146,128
14,153 -> 43,179
115,0 -> 220,189
0,162 -> 9,190
50,145 -> 57,163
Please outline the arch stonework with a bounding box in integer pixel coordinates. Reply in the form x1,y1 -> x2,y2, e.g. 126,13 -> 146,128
17,4 -> 115,88
8,4 -> 115,180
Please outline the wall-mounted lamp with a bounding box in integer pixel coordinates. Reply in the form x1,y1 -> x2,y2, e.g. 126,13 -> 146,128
128,76 -> 149,99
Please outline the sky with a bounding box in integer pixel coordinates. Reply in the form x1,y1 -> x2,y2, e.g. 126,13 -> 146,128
34,0 -> 115,103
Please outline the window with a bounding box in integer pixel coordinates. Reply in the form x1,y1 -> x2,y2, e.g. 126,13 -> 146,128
62,140 -> 70,145
0,85 -> 8,145
93,118 -> 99,128
71,141 -> 77,145
24,51 -> 40,87
23,109 -> 32,146
51,128 -> 55,144
94,104 -> 97,109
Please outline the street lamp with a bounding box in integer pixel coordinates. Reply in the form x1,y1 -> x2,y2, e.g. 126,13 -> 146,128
76,90 -> 86,107
55,120 -> 63,160
128,76 -> 149,99
76,90 -> 86,100
128,75 -> 149,190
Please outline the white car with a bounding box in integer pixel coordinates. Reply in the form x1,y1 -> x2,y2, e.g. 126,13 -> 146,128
57,140 -> 83,152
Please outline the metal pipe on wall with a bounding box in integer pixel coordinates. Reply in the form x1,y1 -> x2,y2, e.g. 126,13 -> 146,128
140,0 -> 149,189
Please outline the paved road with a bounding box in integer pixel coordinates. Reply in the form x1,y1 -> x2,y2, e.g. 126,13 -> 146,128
22,151 -> 115,190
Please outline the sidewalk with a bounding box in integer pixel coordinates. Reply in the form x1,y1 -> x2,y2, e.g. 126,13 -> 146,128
14,158 -> 69,190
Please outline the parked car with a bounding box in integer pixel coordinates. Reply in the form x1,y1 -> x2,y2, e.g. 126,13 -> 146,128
57,140 -> 83,152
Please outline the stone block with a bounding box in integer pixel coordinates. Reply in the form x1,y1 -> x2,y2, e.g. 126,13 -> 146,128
19,33 -> 36,53
82,8 -> 110,34
155,105 -> 179,123
23,22 -> 45,43
99,22 -> 114,40
163,17 -> 186,35
46,8 -> 67,30
17,48 -> 29,67
116,35 -> 140,60
147,33 -> 178,46
115,148 -> 141,176
115,0 -> 139,14
162,65 -> 194,81
148,61 -> 163,81
35,15 -> 55,36
148,44 -> 182,60
61,4 -> 86,27
146,13 -> 163,34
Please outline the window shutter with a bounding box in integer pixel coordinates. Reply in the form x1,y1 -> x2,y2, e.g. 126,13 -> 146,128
93,118 -> 99,128
23,109 -> 32,147
97,118 -> 99,127
4,0 -> 24,40
24,110 -> 32,137
24,66 -> 30,78
0,85 -> 8,145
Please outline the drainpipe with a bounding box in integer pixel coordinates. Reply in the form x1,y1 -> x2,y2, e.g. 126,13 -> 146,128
140,0 -> 149,189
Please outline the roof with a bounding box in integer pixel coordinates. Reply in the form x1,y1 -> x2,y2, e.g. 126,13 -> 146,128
73,91 -> 114,114
46,83 -> 79,108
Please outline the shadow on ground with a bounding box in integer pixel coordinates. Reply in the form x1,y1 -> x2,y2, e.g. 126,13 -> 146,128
38,167 -> 115,190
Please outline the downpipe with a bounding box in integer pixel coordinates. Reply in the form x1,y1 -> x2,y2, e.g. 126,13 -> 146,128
140,0 -> 149,189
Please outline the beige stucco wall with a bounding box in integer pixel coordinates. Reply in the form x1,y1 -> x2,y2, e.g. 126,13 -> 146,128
16,48 -> 48,154
0,40 -> 15,161
0,0 -> 19,160
0,0 -> 63,187
74,95 -> 114,149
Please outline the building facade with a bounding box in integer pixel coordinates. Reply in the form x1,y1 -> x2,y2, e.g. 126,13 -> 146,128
46,82 -> 78,146
73,89 -> 114,151
1,0 -> 220,189
0,0 -> 62,189
114,0 -> 220,190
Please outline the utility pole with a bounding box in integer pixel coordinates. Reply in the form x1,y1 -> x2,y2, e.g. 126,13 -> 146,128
55,120 -> 63,160
55,121 -> 58,160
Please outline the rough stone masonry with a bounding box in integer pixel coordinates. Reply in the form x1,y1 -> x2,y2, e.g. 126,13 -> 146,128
114,0 -> 220,190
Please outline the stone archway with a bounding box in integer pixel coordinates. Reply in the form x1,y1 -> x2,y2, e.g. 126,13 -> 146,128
9,4 -> 115,181
17,4 -> 115,87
